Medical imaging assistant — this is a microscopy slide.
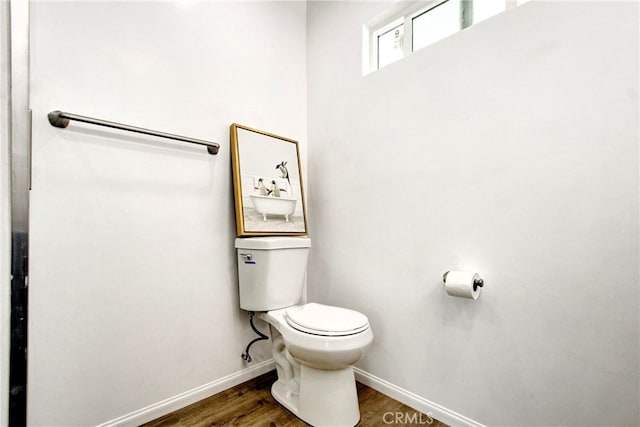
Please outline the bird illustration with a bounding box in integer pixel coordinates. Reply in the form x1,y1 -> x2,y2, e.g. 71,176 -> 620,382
256,178 -> 268,196
270,180 -> 281,197
275,161 -> 290,185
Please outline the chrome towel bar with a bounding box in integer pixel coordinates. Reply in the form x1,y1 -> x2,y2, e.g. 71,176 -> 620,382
47,110 -> 220,155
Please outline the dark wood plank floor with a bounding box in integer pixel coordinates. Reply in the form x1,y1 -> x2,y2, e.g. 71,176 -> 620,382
143,370 -> 448,427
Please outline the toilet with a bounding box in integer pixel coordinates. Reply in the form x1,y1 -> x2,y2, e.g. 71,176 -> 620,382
235,237 -> 373,427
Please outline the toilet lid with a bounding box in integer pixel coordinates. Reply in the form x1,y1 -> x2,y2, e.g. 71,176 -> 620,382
285,303 -> 369,336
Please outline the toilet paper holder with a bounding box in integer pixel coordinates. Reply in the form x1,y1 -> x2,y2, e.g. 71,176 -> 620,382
443,271 -> 484,291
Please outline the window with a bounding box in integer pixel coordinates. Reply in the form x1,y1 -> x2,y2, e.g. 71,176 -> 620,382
412,0 -> 462,52
366,0 -> 524,73
378,21 -> 405,68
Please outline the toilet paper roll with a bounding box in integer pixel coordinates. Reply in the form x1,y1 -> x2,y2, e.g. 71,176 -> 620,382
444,271 -> 482,300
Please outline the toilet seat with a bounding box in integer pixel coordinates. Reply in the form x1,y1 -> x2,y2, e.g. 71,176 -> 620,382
285,303 -> 369,336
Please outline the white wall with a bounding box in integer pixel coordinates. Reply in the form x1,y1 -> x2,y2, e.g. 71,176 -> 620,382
28,1 -> 306,425
307,1 -> 639,426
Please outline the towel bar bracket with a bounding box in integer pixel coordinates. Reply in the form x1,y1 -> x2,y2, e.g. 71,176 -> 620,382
47,111 -> 69,128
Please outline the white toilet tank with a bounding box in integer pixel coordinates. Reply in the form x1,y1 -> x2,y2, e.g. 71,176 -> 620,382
235,237 -> 311,311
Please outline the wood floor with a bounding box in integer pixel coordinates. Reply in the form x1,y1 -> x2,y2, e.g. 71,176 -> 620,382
143,370 -> 448,427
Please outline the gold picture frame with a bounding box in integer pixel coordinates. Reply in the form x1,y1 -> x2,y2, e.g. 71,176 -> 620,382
230,123 -> 308,236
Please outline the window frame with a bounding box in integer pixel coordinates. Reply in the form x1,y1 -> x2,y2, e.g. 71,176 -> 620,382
370,16 -> 406,71
366,0 -> 518,73
369,0 -> 453,72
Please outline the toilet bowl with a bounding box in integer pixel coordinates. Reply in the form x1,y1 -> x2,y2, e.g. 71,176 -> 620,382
235,237 -> 373,426
260,303 -> 372,426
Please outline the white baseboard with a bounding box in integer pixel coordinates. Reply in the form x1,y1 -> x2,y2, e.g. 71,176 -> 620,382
354,367 -> 485,427
97,359 -> 276,427
97,360 -> 480,427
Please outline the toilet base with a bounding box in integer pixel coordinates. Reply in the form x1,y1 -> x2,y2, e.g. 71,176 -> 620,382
272,364 -> 360,427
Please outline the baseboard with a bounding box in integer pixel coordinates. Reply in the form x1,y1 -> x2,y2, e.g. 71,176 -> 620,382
354,367 -> 485,427
97,359 -> 276,427
97,361 -> 480,427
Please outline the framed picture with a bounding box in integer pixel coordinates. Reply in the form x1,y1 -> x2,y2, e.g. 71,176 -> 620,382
230,123 -> 308,236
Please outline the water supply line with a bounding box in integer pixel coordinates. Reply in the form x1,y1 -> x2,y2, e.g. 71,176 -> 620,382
241,311 -> 269,363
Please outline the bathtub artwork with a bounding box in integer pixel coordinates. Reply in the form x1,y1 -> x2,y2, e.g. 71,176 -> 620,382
231,124 -> 308,236
249,176 -> 296,222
